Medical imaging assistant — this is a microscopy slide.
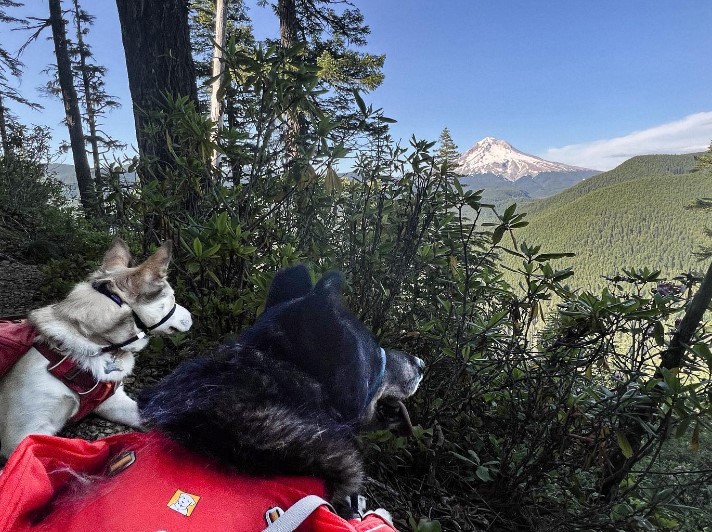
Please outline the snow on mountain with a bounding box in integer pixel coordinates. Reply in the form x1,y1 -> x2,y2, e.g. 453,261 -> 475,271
457,137 -> 594,181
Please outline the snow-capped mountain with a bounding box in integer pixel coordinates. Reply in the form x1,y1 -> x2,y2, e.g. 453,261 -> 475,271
457,137 -> 594,181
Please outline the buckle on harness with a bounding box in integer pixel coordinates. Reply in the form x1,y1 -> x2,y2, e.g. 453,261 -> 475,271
107,450 -> 136,476
76,380 -> 100,395
46,353 -> 69,371
63,365 -> 83,381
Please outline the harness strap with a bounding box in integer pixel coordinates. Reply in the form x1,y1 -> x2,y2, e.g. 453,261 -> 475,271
35,343 -> 117,422
261,495 -> 333,532
132,304 -> 177,333
92,281 -> 177,353
100,331 -> 146,353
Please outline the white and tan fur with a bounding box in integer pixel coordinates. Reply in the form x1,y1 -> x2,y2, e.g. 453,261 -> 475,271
0,238 -> 192,458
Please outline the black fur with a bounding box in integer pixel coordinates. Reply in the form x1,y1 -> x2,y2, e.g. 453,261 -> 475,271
138,266 -> 392,500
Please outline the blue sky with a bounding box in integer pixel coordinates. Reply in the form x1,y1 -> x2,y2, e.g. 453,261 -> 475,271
3,0 -> 712,170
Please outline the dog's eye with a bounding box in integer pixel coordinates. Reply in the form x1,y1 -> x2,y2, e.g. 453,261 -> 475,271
141,286 -> 164,301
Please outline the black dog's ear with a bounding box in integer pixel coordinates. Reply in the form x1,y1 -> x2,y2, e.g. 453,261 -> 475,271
265,264 -> 313,309
313,271 -> 344,300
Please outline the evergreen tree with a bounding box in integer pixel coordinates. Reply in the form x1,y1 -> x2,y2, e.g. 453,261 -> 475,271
0,0 -> 41,156
693,141 -> 712,172
188,0 -> 255,180
115,0 -> 199,167
69,0 -> 124,207
189,0 -> 252,102
48,0 -> 97,214
689,141 -> 712,259
436,127 -> 460,169
258,0 -> 386,153
42,1 -> 124,210
115,0 -> 201,241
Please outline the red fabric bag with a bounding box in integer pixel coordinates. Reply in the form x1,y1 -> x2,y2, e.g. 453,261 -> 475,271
0,432 -> 398,532
0,320 -> 36,376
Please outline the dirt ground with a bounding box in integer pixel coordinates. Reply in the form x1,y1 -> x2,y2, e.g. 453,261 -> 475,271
0,252 -> 45,318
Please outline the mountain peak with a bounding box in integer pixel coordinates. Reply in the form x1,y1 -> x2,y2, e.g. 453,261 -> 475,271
457,137 -> 593,181
479,136 -> 506,145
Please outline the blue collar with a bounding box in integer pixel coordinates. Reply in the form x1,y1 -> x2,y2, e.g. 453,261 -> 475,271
92,281 -> 124,306
364,348 -> 387,409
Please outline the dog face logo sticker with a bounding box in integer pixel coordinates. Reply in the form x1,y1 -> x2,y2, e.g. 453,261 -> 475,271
167,490 -> 200,516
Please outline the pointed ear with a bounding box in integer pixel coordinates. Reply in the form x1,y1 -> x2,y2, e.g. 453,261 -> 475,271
265,264 -> 313,309
139,241 -> 173,281
313,271 -> 344,300
101,237 -> 132,271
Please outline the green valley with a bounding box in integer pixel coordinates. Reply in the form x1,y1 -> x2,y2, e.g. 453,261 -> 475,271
509,154 -> 711,291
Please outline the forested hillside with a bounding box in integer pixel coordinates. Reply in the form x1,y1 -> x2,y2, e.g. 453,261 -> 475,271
522,153 -> 700,216
514,166 -> 711,290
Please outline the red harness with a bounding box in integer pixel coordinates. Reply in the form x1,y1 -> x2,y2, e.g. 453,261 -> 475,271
0,320 -> 116,422
0,432 -> 398,532
0,320 -> 36,375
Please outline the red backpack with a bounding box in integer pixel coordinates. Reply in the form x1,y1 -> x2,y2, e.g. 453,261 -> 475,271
0,320 -> 36,376
0,432 -> 398,532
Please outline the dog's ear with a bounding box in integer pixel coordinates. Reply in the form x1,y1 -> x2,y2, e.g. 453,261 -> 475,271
265,264 -> 313,308
138,241 -> 173,281
101,237 -> 132,271
313,271 -> 344,300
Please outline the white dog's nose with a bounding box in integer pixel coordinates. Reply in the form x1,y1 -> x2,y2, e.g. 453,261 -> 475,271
173,305 -> 193,332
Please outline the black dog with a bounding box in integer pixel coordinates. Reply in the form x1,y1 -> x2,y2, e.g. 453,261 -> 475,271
139,265 -> 424,501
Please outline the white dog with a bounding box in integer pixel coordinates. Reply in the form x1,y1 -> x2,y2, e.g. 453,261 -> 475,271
0,238 -> 192,458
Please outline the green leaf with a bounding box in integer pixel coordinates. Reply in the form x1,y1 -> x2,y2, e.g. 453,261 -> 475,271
476,465 -> 493,482
487,309 -> 508,328
491,226 -> 506,245
203,244 -> 221,258
449,255 -> 458,277
353,89 -> 367,115
302,164 -> 318,184
653,321 -> 665,346
325,166 -> 342,195
692,422 -> 700,452
692,343 -> 712,370
502,203 -> 517,221
417,518 -> 442,532
616,432 -> 634,459
534,252 -> 576,262
192,238 -> 203,257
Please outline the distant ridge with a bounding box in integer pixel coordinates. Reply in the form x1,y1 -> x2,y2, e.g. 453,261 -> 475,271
522,153 -> 700,216
48,163 -> 136,199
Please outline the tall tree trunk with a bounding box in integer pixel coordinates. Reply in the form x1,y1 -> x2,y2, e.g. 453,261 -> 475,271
209,0 -> 228,168
115,0 -> 199,245
276,0 -> 303,172
49,0 -> 97,214
277,0 -> 297,48
114,0 -> 199,166
72,0 -> 103,214
0,93 -> 10,157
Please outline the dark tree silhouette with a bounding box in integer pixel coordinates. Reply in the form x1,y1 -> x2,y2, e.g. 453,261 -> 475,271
114,0 -> 199,167
48,0 -> 97,213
